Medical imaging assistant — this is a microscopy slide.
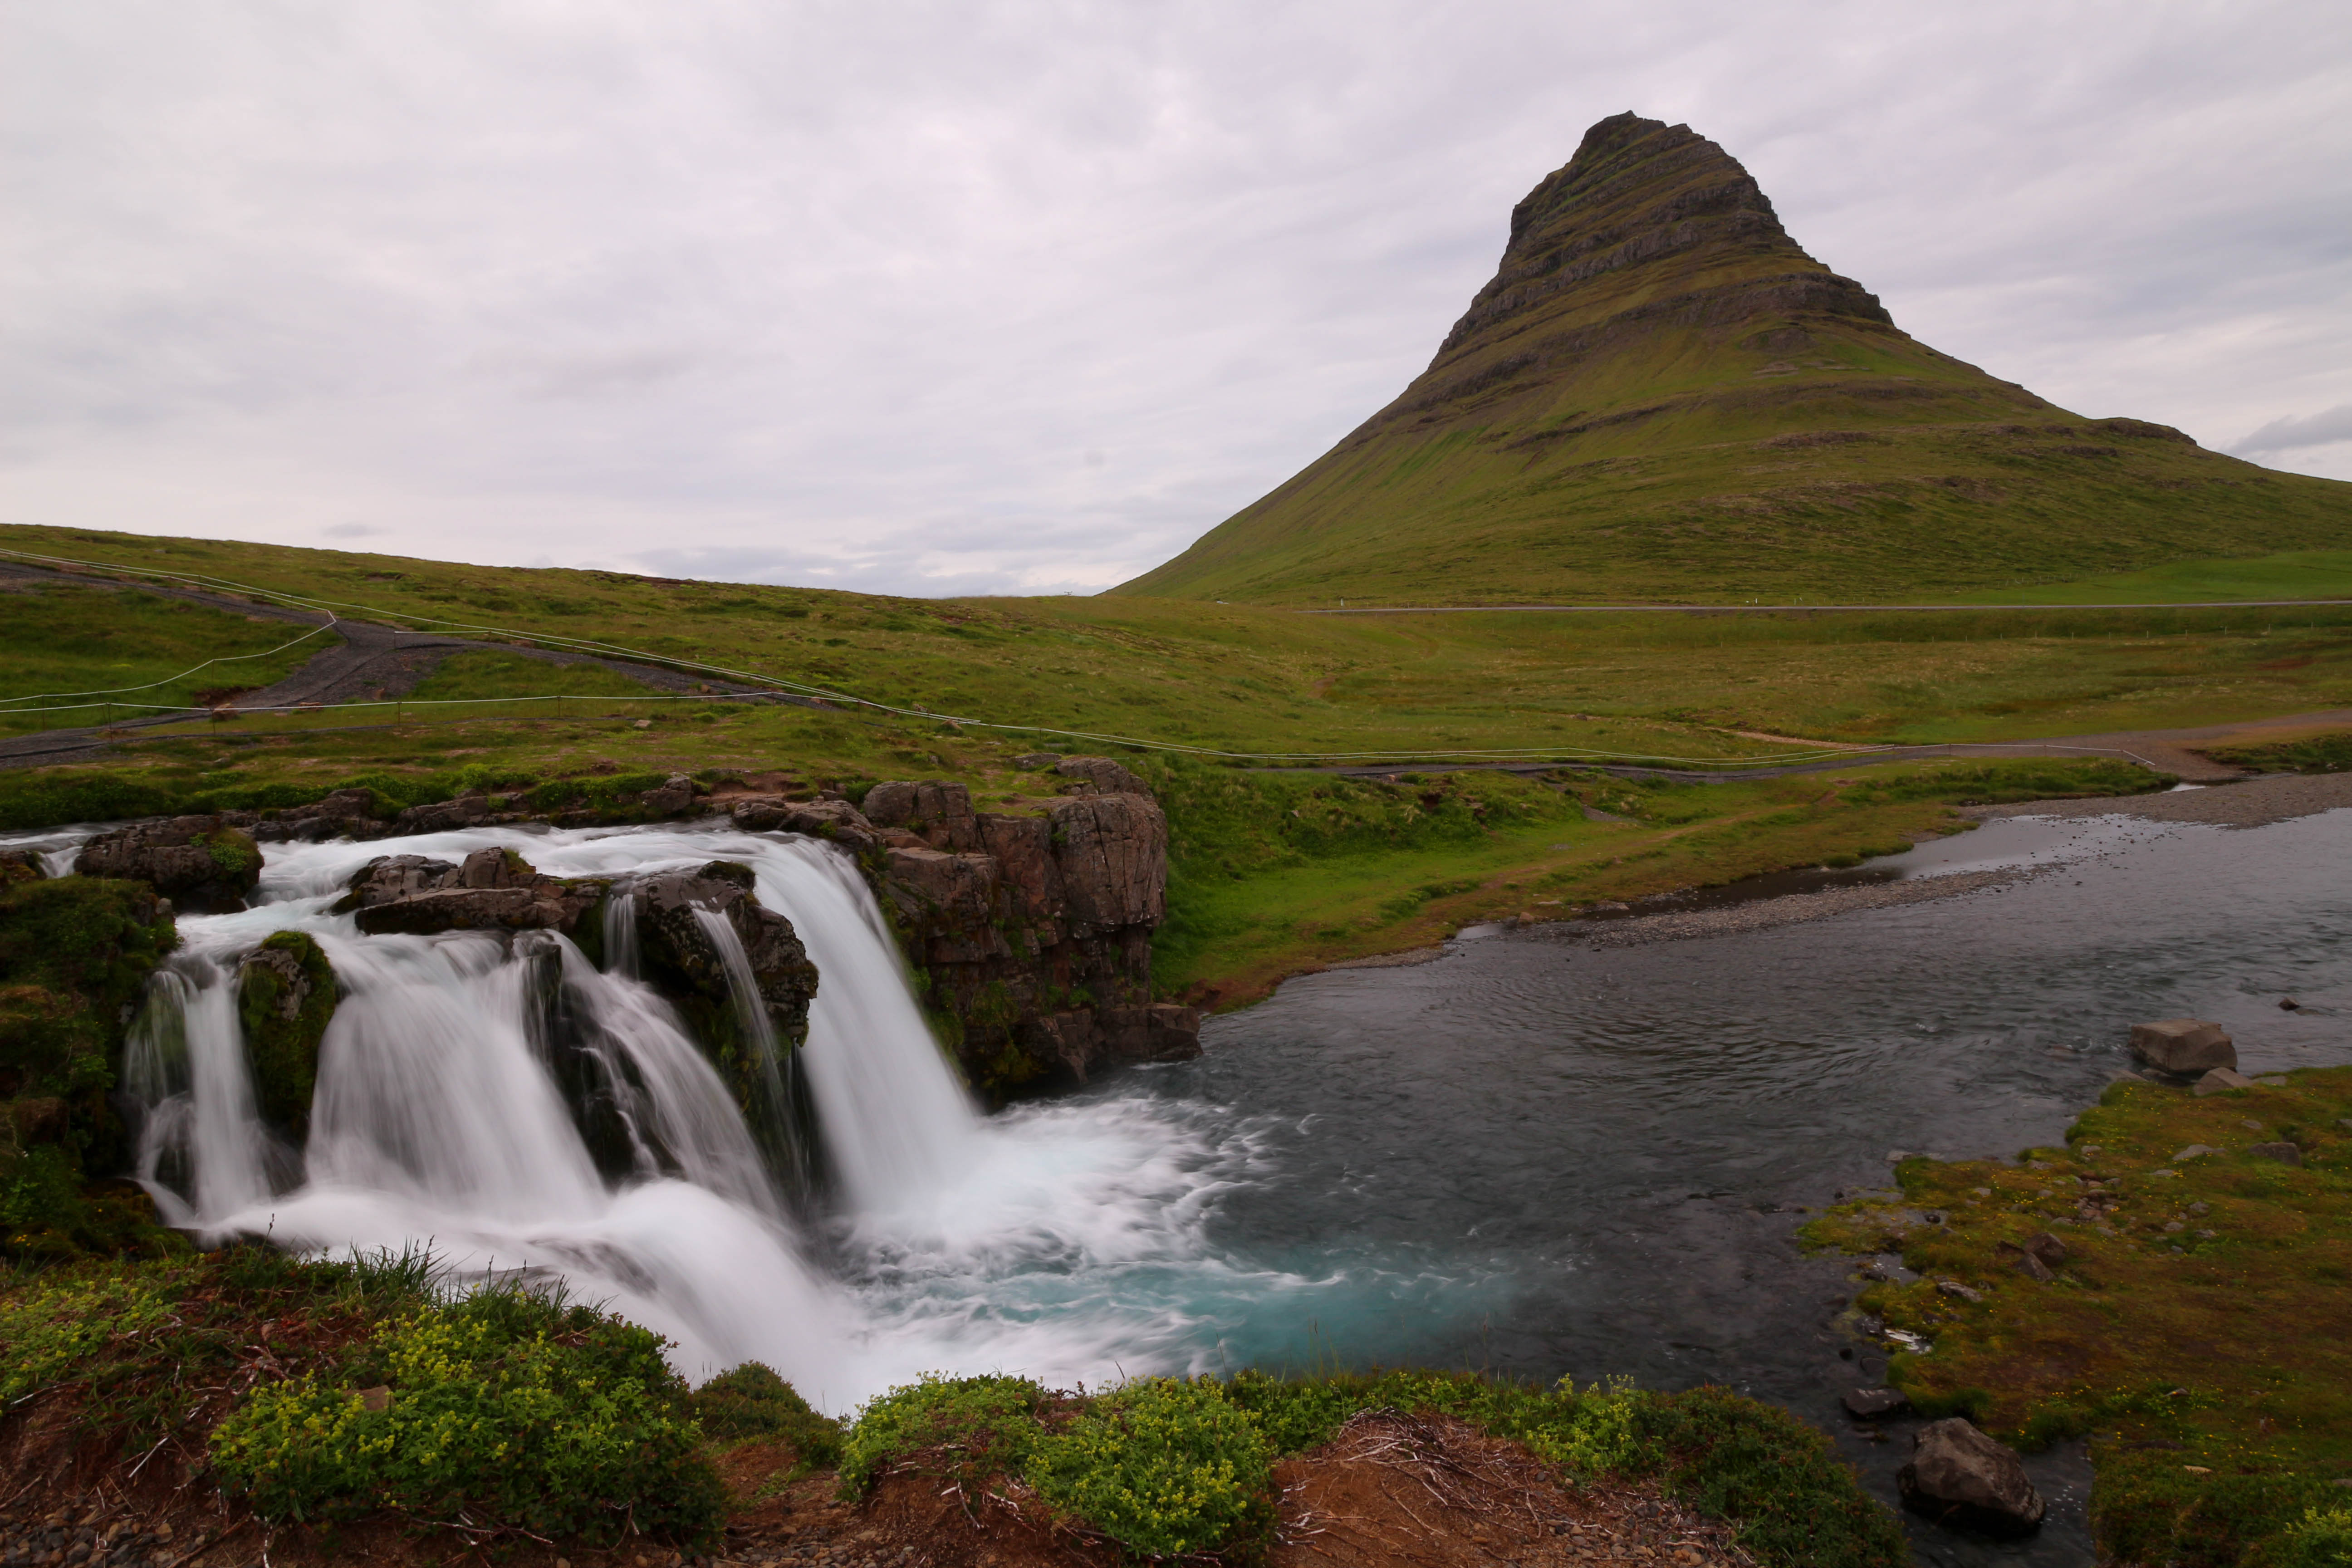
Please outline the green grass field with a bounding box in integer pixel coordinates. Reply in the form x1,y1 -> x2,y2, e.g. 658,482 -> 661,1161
7,522 -> 2350,998
0,579 -> 323,735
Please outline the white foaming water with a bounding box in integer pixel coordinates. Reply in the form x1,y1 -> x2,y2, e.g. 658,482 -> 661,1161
113,821 -> 1287,1408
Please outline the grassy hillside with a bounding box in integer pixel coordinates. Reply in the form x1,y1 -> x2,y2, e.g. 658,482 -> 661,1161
9,525 -> 2352,764
1117,115 -> 2352,606
0,577 -> 322,735
19,523 -> 2342,997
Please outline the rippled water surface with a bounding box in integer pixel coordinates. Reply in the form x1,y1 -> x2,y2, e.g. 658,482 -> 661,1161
1078,806 -> 2352,1563
15,804 -> 2346,1564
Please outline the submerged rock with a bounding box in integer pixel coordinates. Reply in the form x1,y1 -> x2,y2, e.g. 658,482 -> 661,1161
74,816 -> 262,914
1842,1387 -> 1908,1420
236,931 -> 337,1135
2129,1018 -> 2235,1075
1897,1418 -> 2046,1537
1020,1004 -> 1203,1082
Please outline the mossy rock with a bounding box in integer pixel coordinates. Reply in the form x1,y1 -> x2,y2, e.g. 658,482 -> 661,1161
0,876 -> 178,1105
236,931 -> 337,1135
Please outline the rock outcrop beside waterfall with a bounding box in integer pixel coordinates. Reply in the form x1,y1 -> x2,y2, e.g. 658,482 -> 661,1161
729,760 -> 1200,1094
333,847 -> 820,1118
626,861 -> 821,1109
73,815 -> 261,915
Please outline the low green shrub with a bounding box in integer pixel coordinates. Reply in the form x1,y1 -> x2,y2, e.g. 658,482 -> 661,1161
1025,1377 -> 1274,1559
2278,1505 -> 2352,1568
692,1361 -> 843,1467
210,1285 -> 723,1544
0,1264 -> 184,1402
1629,1386 -> 1911,1568
838,1372 -> 1047,1496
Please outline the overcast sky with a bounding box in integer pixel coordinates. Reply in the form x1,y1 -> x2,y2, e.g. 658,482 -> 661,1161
4,2 -> 2348,597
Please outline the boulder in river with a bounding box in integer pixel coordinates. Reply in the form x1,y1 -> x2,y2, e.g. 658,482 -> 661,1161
74,816 -> 262,914
1897,1417 -> 2046,1537
2129,1018 -> 2235,1075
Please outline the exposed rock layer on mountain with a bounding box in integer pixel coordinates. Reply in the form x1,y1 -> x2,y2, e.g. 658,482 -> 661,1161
1117,112 -> 2352,605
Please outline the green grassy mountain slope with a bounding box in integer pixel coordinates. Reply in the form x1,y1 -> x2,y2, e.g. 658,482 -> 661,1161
1117,112 -> 2352,605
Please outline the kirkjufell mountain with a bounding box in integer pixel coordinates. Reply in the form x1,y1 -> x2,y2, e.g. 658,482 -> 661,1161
1119,113 -> 2352,604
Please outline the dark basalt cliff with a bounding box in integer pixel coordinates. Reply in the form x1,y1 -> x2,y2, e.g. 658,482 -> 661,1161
729,760 -> 1199,1098
1117,112 -> 2352,605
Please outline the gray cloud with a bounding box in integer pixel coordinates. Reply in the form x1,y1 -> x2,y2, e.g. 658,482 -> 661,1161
2235,404 -> 2352,456
2,2 -> 2348,595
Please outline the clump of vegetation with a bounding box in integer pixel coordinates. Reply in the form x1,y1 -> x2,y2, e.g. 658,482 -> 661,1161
691,1360 -> 843,1468
0,875 -> 180,1250
0,1246 -> 727,1546
838,1371 -> 1049,1499
840,1368 -> 1905,1567
1026,1377 -> 1276,1558
1802,1066 -> 2352,1568
0,875 -> 177,1101
2203,730 -> 2352,774
212,1282 -> 722,1541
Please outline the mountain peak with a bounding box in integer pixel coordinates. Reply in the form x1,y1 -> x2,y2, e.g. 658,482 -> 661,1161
1115,115 -> 2350,605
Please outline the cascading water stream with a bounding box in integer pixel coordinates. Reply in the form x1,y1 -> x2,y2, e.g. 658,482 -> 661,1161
95,822 -> 1283,1407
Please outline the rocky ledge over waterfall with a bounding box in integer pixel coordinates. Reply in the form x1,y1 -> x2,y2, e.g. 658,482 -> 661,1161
54,751 -> 1196,1100
724,756 -> 1200,1094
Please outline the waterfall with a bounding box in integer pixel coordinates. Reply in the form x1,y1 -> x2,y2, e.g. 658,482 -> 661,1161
603,891 -> 641,978
745,841 -> 981,1216
82,820 -> 1244,1408
551,939 -> 782,1218
123,956 -> 282,1225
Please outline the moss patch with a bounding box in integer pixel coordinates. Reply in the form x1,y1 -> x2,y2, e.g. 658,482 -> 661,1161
236,930 -> 337,1135
1801,1067 -> 2352,1568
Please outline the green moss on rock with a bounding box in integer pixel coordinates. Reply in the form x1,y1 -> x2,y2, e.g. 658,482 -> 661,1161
237,931 -> 337,1135
0,876 -> 177,1103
